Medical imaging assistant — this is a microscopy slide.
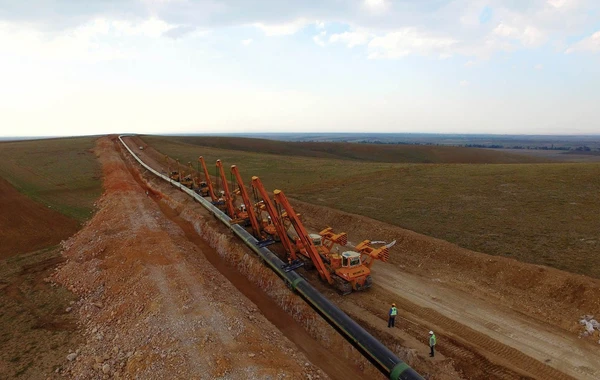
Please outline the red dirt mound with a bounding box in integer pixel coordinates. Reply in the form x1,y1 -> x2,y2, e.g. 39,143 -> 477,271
0,177 -> 80,260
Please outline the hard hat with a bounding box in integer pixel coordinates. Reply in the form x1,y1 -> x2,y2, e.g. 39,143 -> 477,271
429,331 -> 434,335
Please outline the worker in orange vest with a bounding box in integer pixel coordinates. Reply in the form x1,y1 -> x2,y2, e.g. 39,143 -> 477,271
388,303 -> 397,328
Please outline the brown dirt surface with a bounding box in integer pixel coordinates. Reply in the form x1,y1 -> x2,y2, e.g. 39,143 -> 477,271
0,245 -> 82,379
0,176 -> 80,260
50,136 -> 332,379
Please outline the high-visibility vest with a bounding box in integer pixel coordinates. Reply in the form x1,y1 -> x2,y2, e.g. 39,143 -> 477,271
430,334 -> 436,346
390,307 -> 397,316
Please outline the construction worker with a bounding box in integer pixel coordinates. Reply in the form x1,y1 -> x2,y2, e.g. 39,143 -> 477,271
388,303 -> 397,328
429,331 -> 436,357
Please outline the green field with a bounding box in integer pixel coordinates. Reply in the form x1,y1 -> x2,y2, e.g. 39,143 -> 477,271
0,137 -> 102,221
143,135 -> 600,279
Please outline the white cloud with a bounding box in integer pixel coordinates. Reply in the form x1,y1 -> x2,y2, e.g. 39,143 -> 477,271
565,31 -> 600,53
313,31 -> 327,47
0,20 -> 123,62
522,26 -> 545,46
111,18 -> 174,37
534,63 -> 543,70
494,23 -> 519,38
241,38 -> 253,46
2,0 -> 595,61
252,19 -> 309,36
329,30 -> 372,48
0,17 -> 186,63
460,80 -> 469,87
367,28 -> 457,59
364,0 -> 390,13
547,0 -> 579,9
493,23 -> 545,47
464,37 -> 516,58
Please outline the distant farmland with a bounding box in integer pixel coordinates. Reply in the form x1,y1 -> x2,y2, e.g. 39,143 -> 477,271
143,135 -> 600,279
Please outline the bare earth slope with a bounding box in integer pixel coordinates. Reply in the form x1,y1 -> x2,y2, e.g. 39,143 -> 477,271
0,177 -> 79,260
51,137 -> 327,379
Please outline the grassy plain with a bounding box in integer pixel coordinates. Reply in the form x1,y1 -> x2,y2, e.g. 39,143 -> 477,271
142,136 -> 400,192
144,135 -> 600,279
0,137 -> 102,221
149,135 -> 548,164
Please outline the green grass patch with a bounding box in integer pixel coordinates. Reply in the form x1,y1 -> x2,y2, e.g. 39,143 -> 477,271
0,137 -> 102,221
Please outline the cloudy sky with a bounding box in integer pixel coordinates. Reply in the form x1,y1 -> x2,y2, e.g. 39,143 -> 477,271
0,0 -> 599,137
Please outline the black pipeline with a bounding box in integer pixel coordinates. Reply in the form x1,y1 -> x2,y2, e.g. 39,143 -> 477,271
118,136 -> 424,380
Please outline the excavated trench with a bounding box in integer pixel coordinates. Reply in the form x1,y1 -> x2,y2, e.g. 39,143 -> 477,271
118,140 -> 368,380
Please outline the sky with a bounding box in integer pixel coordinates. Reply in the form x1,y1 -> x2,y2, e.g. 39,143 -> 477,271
0,0 -> 599,137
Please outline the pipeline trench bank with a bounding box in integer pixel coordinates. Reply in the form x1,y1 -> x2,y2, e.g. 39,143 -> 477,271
49,134 -> 600,379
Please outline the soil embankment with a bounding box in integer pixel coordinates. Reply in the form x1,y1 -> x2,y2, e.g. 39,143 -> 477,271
0,177 -> 80,260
